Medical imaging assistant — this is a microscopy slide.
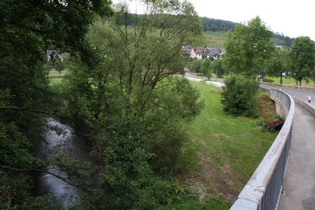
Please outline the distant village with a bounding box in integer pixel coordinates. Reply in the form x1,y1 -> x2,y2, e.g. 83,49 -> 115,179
181,46 -> 225,60
47,47 -> 226,62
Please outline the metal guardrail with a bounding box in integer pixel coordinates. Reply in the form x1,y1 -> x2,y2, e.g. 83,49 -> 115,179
230,89 -> 295,210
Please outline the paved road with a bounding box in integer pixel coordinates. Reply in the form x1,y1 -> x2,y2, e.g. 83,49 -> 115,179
260,84 -> 315,106
259,84 -> 315,210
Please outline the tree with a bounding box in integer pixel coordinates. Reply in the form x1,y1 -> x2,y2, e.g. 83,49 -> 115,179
60,1 -> 204,208
201,58 -> 212,78
190,59 -> 203,73
211,59 -> 225,78
265,49 -> 289,84
0,1 -> 112,208
288,36 -> 315,86
221,74 -> 259,117
223,16 -> 275,78
221,17 -> 274,117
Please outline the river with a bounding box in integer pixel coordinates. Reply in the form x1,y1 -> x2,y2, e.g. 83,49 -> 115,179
34,119 -> 94,207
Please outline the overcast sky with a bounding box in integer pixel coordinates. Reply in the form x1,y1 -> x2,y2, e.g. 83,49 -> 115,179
112,0 -> 315,41
194,0 -> 315,40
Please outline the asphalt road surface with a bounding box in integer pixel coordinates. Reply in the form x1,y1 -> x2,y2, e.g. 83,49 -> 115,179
259,84 -> 315,107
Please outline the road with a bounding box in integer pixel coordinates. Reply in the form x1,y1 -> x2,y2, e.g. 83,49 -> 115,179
259,84 -> 315,106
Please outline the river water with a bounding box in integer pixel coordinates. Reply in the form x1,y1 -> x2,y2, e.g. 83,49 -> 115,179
35,119 -> 94,207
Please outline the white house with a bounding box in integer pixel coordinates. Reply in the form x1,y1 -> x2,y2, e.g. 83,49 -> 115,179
190,47 -> 203,60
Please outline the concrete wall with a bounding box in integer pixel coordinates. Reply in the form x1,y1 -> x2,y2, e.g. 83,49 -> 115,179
293,97 -> 315,118
270,94 -> 288,120
184,77 -> 205,82
205,81 -> 225,87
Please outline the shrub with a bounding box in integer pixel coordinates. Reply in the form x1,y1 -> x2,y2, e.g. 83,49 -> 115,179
221,74 -> 259,117
81,115 -> 182,209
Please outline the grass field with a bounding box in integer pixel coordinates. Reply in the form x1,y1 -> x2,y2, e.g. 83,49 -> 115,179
47,70 -> 68,85
47,70 -> 68,77
178,83 -> 277,208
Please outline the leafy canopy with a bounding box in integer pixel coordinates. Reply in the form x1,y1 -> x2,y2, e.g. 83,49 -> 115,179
288,36 -> 315,86
223,16 -> 275,78
59,0 -> 204,208
0,0 -> 112,208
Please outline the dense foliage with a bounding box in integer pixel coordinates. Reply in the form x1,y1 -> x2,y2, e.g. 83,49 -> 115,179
221,74 -> 259,117
211,59 -> 226,78
288,36 -> 315,86
201,17 -> 236,32
0,0 -> 112,208
264,49 -> 289,84
221,17 -> 273,117
56,0 -> 204,208
223,16 -> 275,78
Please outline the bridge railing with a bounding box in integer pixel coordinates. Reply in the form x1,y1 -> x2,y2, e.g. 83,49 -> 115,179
230,89 -> 295,210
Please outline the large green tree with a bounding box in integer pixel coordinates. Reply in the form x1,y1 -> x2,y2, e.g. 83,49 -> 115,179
0,1 -> 112,208
288,36 -> 315,86
59,0 -> 204,208
223,16 -> 275,78
221,17 -> 274,117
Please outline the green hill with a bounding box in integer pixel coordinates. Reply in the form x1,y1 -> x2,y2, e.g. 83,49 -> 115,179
203,31 -> 293,49
203,31 -> 226,49
201,17 -> 294,49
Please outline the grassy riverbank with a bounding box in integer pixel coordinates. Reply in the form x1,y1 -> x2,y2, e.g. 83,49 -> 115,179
178,83 -> 277,208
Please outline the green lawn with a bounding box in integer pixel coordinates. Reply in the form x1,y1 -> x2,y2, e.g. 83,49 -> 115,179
49,78 -> 63,85
47,70 -> 68,77
47,70 -> 68,85
180,83 -> 277,208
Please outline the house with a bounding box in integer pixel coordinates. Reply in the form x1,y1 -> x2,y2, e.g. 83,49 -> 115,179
181,46 -> 193,58
205,47 -> 224,59
181,46 -> 225,60
190,47 -> 204,60
46,50 -> 63,61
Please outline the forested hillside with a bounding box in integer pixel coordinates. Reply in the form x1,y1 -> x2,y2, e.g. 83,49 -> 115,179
201,17 -> 236,32
201,17 -> 294,48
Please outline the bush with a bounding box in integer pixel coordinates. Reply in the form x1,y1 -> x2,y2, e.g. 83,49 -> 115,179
221,74 -> 259,117
81,115 -> 182,209
262,77 -> 274,83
